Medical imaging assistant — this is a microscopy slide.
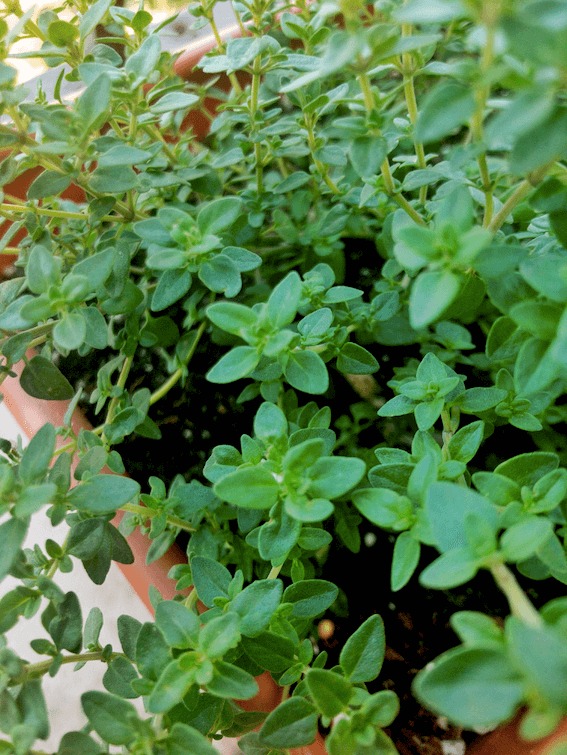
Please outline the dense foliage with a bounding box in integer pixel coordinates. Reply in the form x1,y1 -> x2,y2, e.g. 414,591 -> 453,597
2,0 -> 567,752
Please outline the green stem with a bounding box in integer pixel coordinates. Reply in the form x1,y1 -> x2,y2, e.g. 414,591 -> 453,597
490,561 -> 542,627
150,320 -> 207,405
358,72 -> 426,226
12,650 -> 128,686
401,25 -> 428,203
141,124 -> 176,163
268,564 -> 283,579
305,116 -> 341,195
54,322 -> 207,458
184,589 -> 199,610
251,54 -> 264,195
46,533 -> 70,579
488,184 -> 530,233
120,503 -> 195,532
103,354 -> 134,431
0,203 -> 114,223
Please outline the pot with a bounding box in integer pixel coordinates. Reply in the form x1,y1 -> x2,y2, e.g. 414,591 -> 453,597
468,710 -> 567,755
2,15 -> 564,755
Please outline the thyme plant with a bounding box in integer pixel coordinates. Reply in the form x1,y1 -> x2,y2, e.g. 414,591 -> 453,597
1,0 -> 567,752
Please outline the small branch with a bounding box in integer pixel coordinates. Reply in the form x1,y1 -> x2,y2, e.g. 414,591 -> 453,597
11,650 -> 128,686
490,561 -> 543,627
120,502 -> 195,533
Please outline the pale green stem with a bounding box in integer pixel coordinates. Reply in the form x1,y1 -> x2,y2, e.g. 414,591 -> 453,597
0,204 -> 116,223
401,25 -> 427,203
46,533 -> 69,579
12,650 -> 128,686
120,502 -> 195,533
184,589 -> 199,610
490,562 -> 542,627
251,55 -> 264,195
358,73 -> 426,226
103,354 -> 134,431
487,180 -> 534,234
268,564 -> 283,579
149,320 -> 207,405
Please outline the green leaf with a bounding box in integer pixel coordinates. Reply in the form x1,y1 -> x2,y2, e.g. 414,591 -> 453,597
500,517 -> 554,563
495,452 -> 559,487
165,722 -> 219,755
520,254 -> 567,303
393,0 -> 467,23
136,622 -> 171,681
259,697 -> 318,749
413,647 -> 523,728
339,614 -> 385,682
305,668 -> 352,718
458,387 -> 507,413
26,247 -> 60,294
450,611 -> 504,648
273,172 -> 311,192
231,579 -> 283,637
409,270 -> 461,329
415,83 -> 476,144
510,107 -> 567,176
207,302 -> 258,339
391,532 -> 421,591
349,135 -> 387,179
267,271 -> 302,329
117,615 -> 142,662
57,731 -> 104,755
352,488 -> 413,530
77,74 -> 111,131
47,19 -> 78,46
191,556 -> 231,608
124,34 -> 161,81
73,249 -> 115,292
79,0 -> 113,38
283,579 -> 338,618
284,350 -> 329,394
147,659 -> 193,713
90,166 -> 140,194
197,197 -> 242,235
15,679 -> 48,740
81,692 -> 139,745
20,355 -> 74,401
241,631 -> 296,674
336,342 -> 379,374
49,591 -> 82,653
155,601 -> 199,649
0,519 -> 28,582
27,171 -> 71,200
53,312 -> 87,350
67,475 -> 140,515
254,401 -> 287,442
206,346 -> 261,383
425,482 -> 498,553
214,466 -> 280,510
19,423 -> 56,485
199,612 -> 240,659
419,548 -> 479,589
414,397 -> 445,430
84,607 -> 104,649
206,661 -> 258,699
307,456 -> 365,499
447,421 -> 484,463
150,92 -> 199,114
151,269 -> 192,312
102,656 -> 139,699
199,254 -> 241,298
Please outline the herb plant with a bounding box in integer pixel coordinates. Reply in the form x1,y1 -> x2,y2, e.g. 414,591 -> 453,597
1,0 -> 567,753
